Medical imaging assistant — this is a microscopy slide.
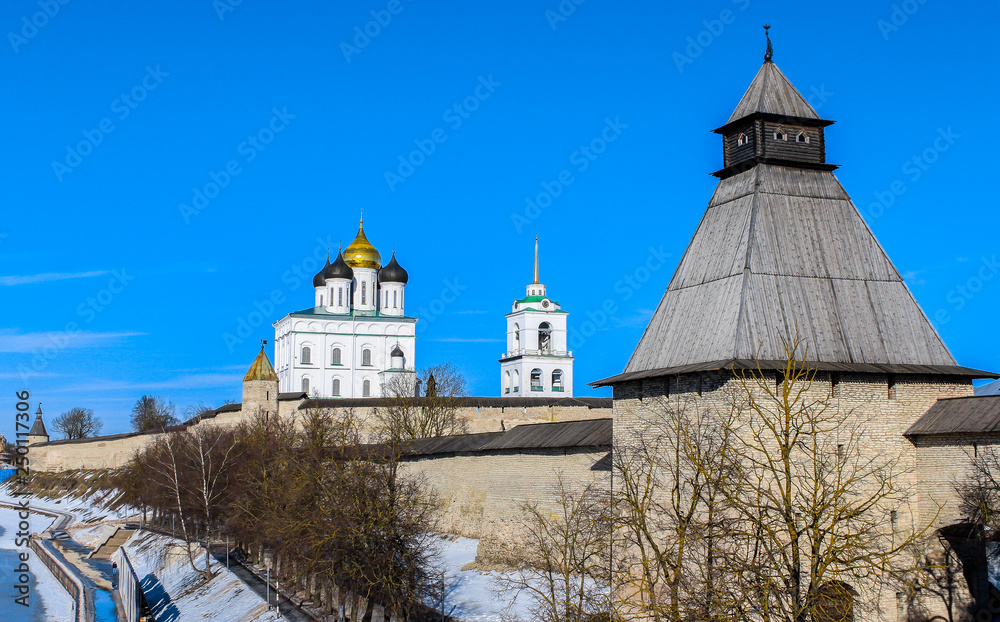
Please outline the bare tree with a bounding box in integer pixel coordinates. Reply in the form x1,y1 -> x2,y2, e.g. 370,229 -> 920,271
377,363 -> 469,442
131,395 -> 179,432
722,339 -> 931,622
956,445 -> 1000,543
497,476 -> 612,622
52,407 -> 103,439
613,396 -> 738,622
123,426 -> 238,581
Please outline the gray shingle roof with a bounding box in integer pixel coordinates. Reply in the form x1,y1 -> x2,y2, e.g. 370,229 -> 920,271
905,395 -> 1000,436
607,164 -> 965,383
402,418 -> 611,457
976,379 -> 1000,396
28,415 -> 47,437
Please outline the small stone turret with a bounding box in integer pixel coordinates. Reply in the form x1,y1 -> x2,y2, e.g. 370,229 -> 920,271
27,404 -> 49,445
243,344 -> 279,417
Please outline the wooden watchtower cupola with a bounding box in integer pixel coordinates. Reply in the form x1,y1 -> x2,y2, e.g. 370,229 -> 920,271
712,27 -> 838,179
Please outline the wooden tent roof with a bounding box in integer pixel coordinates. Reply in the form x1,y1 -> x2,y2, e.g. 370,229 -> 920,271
595,161 -> 985,385
727,60 -> 820,123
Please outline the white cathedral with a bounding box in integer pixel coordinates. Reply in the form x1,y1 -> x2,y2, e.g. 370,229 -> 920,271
273,224 -> 575,399
499,239 -> 574,397
273,219 -> 416,398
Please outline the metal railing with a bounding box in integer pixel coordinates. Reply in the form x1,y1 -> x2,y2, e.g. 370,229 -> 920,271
30,538 -> 89,622
113,545 -> 142,622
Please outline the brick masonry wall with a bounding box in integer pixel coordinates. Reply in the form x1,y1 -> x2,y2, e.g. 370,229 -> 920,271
910,432 -> 1000,529
400,448 -> 610,566
27,395 -> 611,472
612,370 -> 974,622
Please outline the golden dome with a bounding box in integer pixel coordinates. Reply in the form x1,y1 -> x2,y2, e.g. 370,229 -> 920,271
343,219 -> 381,269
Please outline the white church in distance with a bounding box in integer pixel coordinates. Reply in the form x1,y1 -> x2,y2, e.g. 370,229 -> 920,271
273,219 -> 416,398
499,239 -> 574,397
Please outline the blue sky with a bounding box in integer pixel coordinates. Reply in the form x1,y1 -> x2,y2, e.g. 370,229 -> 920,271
2,0 -> 998,438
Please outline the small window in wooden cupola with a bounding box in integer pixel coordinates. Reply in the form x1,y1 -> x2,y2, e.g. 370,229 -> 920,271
774,128 -> 787,141
796,131 -> 809,143
737,132 -> 748,146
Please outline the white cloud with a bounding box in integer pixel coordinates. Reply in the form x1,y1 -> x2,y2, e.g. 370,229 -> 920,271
0,329 -> 145,353
0,371 -> 60,379
48,373 -> 243,394
0,270 -> 108,286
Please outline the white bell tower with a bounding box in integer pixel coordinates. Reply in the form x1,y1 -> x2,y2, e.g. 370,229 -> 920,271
499,237 -> 574,397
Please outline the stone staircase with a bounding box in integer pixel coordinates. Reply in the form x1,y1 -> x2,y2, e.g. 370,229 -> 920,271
90,527 -> 135,560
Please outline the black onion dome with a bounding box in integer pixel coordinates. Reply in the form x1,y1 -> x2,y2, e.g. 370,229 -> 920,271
325,251 -> 354,281
378,252 -> 408,284
391,344 -> 404,358
313,258 -> 330,287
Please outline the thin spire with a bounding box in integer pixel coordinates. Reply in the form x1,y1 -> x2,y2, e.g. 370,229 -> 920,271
360,208 -> 364,226
533,236 -> 540,284
763,24 -> 773,62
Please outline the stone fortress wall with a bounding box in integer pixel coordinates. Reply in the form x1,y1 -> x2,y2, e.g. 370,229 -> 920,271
25,386 -> 613,565
25,393 -> 612,473
611,370 -> 999,622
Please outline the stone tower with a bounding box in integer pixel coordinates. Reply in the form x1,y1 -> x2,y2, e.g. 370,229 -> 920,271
596,38 -> 993,622
243,344 -> 279,418
26,404 -> 49,445
500,238 -> 574,397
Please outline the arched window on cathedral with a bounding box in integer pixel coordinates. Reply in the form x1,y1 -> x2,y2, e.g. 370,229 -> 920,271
514,323 -> 520,350
393,290 -> 397,308
538,322 -> 552,353
361,281 -> 367,305
332,378 -> 341,396
530,368 -> 543,391
362,379 -> 371,397
301,377 -> 310,394
362,349 -> 372,366
504,371 -> 511,394
320,295 -> 324,306
797,131 -> 809,143
338,287 -> 343,306
512,370 -> 520,393
552,369 -> 564,392
301,346 -> 311,365
774,128 -> 787,141
331,347 -> 342,365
